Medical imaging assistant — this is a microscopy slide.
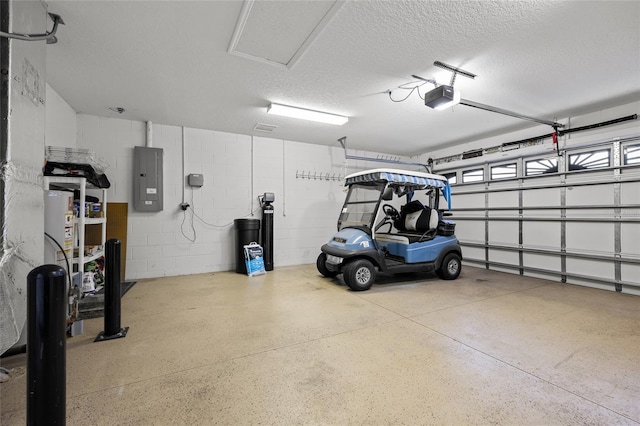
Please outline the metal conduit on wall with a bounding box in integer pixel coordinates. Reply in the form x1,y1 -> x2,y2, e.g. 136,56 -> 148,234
437,136 -> 640,294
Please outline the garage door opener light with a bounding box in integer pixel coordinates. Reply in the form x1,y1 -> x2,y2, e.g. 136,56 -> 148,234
420,61 -> 475,110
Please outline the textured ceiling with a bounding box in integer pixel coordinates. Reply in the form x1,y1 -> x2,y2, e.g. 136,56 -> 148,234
229,0 -> 342,67
45,0 -> 640,156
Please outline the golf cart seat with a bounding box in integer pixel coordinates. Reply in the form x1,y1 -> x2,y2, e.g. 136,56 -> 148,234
379,205 -> 440,244
397,207 -> 440,243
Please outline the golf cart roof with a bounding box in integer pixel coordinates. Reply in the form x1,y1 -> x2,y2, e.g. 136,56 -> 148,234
345,168 -> 448,188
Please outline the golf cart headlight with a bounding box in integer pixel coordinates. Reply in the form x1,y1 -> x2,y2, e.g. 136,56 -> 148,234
326,255 -> 343,264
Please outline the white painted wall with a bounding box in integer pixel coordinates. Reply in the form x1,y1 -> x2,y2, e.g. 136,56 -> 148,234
1,0 -> 48,354
45,83 -> 76,148
75,114 -> 413,280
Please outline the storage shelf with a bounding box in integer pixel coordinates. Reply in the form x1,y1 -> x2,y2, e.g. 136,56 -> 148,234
85,217 -> 106,225
44,176 -> 108,276
73,250 -> 104,264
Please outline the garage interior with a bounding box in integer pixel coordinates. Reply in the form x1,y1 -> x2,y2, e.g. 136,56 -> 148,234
1,0 -> 639,424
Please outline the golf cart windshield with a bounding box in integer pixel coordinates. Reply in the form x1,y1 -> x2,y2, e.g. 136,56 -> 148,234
337,169 -> 452,232
338,182 -> 385,231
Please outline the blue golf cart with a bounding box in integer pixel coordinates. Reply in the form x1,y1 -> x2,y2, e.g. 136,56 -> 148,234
317,168 -> 462,291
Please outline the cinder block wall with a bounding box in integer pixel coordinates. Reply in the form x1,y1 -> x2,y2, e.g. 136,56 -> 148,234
75,114 -> 410,279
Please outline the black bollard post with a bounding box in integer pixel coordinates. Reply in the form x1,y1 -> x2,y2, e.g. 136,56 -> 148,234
103,239 -> 122,336
27,264 -> 67,426
95,239 -> 129,342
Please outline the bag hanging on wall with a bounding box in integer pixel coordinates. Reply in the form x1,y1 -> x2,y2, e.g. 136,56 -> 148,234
244,242 -> 266,277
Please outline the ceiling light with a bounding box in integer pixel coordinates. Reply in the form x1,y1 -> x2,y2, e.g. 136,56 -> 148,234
434,90 -> 461,110
267,103 -> 348,125
424,85 -> 461,110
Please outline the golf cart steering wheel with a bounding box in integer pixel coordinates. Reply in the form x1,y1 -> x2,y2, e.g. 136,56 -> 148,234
375,204 -> 400,232
382,204 -> 400,222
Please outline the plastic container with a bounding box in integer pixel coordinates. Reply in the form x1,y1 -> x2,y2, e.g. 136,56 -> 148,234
234,219 -> 260,274
437,220 -> 456,236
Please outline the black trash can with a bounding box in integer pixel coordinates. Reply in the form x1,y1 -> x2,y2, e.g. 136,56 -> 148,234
234,218 -> 260,274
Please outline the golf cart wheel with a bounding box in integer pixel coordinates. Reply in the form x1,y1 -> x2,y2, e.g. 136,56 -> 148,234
343,259 -> 376,291
317,253 -> 339,278
438,253 -> 462,280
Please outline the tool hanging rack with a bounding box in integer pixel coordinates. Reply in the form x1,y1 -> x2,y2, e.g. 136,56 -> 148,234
295,170 -> 344,182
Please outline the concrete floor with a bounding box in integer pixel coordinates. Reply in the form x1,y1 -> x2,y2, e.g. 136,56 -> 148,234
1,264 -> 639,425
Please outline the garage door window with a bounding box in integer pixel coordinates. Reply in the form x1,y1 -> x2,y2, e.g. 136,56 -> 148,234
568,149 -> 610,170
462,168 -> 484,183
491,163 -> 516,180
624,144 -> 640,165
525,157 -> 558,176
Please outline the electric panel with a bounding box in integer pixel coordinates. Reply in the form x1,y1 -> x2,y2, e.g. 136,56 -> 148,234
134,146 -> 164,211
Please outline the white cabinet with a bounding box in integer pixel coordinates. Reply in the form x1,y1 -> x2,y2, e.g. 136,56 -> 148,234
44,176 -> 108,275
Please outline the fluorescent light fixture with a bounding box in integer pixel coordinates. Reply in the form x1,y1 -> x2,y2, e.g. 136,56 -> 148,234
267,103 -> 348,125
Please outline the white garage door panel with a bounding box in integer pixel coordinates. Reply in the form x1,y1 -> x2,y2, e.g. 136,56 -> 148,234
525,209 -> 561,218
566,279 -> 616,292
488,191 -> 518,208
461,183 -> 485,191
462,246 -> 484,262
523,222 -> 560,248
566,184 -> 614,206
620,181 -> 640,204
566,170 -> 613,184
454,193 -> 485,209
526,271 -> 560,281
488,221 -> 519,245
489,249 -> 519,265
488,209 -> 519,218
524,253 -> 561,272
623,287 -> 640,296
622,264 -> 640,289
522,175 -> 561,189
566,222 -> 614,253
566,258 -> 614,280
456,221 -> 484,242
491,266 -> 517,274
621,223 -> 640,254
565,208 -> 609,219
523,188 -> 560,207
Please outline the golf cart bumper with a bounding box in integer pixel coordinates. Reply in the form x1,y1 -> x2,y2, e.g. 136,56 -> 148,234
321,244 -> 380,272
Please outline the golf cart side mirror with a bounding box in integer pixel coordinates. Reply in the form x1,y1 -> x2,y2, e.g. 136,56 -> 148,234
381,186 -> 393,201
